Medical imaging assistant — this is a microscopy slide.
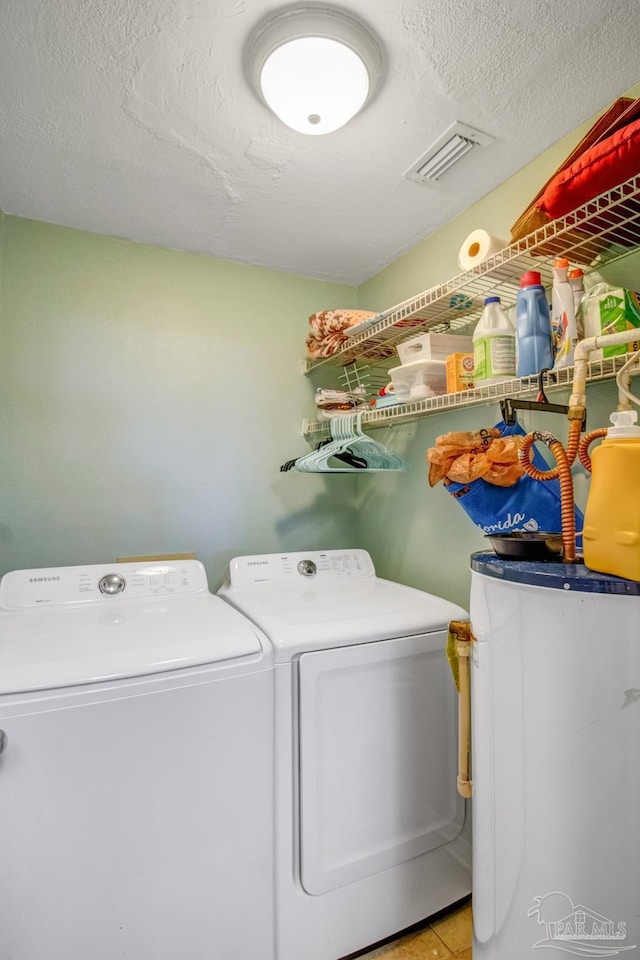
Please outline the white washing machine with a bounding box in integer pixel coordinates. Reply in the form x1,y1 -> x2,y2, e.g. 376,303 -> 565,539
219,548 -> 472,960
0,559 -> 275,960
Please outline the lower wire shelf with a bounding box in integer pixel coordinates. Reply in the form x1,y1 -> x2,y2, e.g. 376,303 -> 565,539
302,356 -> 630,437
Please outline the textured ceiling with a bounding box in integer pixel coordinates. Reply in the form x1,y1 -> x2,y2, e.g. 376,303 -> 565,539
1,0 -> 639,284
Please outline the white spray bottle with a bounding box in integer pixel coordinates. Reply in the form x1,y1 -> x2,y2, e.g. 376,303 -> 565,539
552,257 -> 578,369
568,267 -> 585,339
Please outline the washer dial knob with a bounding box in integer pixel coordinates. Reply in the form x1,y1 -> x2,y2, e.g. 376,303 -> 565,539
297,560 -> 317,578
98,574 -> 126,596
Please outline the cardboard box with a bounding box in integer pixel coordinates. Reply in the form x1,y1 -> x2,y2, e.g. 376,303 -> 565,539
396,332 -> 473,365
446,353 -> 475,393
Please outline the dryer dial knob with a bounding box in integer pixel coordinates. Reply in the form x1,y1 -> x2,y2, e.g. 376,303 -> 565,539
98,574 -> 126,595
297,560 -> 317,578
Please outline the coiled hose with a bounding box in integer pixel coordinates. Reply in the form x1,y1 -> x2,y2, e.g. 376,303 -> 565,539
524,417 -> 582,479
577,428 -> 608,473
518,430 -> 576,563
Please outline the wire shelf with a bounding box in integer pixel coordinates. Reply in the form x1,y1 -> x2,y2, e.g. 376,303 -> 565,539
303,174 -> 640,373
302,356 -> 630,437
339,361 -> 390,397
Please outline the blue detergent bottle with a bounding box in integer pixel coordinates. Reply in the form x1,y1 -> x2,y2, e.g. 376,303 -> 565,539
516,270 -> 554,377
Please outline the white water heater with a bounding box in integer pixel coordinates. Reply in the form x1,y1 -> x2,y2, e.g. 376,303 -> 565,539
470,552 -> 640,959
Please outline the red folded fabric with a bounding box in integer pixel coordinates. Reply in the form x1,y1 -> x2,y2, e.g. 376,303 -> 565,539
537,117 -> 640,218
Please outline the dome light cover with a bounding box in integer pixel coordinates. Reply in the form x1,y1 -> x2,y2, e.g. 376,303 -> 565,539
246,6 -> 383,136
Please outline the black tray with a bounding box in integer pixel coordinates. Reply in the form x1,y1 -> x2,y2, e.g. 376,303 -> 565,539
485,531 -> 564,562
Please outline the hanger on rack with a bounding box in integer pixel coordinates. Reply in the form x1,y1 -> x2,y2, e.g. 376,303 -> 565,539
280,437 -> 367,472
294,414 -> 406,473
337,412 -> 406,470
500,368 -> 586,428
294,416 -> 365,473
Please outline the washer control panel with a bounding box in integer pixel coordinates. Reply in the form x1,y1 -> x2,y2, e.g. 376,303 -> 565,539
227,550 -> 376,588
0,560 -> 209,609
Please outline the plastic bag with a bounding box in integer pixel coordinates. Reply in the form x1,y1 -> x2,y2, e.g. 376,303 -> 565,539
428,427 -> 523,488
428,421 -> 583,536
579,282 -> 640,356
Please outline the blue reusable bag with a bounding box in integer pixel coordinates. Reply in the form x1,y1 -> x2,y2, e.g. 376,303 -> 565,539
443,421 -> 583,535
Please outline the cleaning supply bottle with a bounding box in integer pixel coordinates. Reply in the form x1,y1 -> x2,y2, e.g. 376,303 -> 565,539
583,409 -> 640,580
473,296 -> 516,387
551,258 -> 578,369
568,267 -> 585,314
516,271 -> 553,377
568,267 -> 586,339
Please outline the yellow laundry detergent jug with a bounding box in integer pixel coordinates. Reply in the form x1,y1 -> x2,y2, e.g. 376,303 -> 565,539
583,410 -> 640,581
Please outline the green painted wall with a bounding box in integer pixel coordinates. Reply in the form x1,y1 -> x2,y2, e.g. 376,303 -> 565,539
0,217 -> 357,586
354,89 -> 640,607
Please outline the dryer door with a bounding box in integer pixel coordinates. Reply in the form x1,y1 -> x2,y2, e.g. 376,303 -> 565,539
297,631 -> 464,896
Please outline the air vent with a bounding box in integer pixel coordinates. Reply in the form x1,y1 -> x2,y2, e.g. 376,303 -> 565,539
404,122 -> 494,186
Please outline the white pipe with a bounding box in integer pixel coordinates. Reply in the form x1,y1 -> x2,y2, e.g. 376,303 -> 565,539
616,350 -> 640,410
569,329 -> 640,409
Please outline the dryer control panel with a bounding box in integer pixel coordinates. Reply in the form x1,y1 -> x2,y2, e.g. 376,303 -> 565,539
226,550 -> 376,588
0,560 -> 209,609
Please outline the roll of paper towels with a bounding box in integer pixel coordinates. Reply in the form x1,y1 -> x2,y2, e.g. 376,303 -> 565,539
457,229 -> 507,271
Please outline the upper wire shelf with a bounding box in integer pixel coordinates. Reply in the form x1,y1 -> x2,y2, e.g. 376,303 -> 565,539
303,173 -> 640,373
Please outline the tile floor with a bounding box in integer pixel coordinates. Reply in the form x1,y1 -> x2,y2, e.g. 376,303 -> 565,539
354,898 -> 472,960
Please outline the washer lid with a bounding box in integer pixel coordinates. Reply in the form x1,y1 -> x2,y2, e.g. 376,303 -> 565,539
0,562 -> 265,694
219,576 -> 467,660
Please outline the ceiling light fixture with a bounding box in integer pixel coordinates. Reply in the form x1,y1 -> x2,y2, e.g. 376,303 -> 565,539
245,5 -> 383,136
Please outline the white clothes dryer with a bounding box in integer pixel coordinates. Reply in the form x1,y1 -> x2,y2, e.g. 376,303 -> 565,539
219,549 -> 471,960
0,560 -> 275,960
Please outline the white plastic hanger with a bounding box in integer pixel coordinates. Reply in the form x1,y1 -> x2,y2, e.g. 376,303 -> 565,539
295,414 -> 406,473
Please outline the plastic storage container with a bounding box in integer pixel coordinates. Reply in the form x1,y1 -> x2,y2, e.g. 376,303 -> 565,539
389,359 -> 447,400
583,410 -> 640,581
515,270 -> 554,377
472,297 -> 516,387
396,333 -> 473,365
